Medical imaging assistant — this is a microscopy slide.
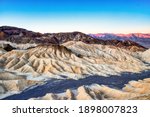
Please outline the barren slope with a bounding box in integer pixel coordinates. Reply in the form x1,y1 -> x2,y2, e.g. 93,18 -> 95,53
0,42 -> 149,79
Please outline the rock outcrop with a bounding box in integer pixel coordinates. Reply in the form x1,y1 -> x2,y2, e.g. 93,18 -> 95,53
0,71 -> 41,98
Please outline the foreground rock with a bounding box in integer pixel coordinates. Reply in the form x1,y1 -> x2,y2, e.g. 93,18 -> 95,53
30,78 -> 150,100
0,72 -> 42,99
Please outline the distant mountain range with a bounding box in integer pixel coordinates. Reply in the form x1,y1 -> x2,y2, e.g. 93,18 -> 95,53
0,26 -> 148,51
90,33 -> 150,48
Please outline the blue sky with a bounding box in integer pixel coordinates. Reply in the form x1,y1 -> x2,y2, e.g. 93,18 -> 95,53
0,0 -> 150,33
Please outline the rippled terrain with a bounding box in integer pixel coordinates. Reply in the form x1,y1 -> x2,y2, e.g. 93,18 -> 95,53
0,26 -> 150,100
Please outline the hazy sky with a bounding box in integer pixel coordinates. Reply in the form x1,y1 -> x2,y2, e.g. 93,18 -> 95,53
0,0 -> 150,33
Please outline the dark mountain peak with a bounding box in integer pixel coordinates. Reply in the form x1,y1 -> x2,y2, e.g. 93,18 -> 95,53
0,26 -> 42,37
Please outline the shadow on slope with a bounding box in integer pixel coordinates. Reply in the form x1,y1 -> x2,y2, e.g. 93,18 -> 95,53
3,70 -> 150,100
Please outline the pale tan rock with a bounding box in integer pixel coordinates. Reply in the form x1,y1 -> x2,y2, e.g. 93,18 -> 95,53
66,89 -> 74,100
41,93 -> 58,100
2,80 -> 19,91
0,71 -> 41,98
76,86 -> 93,100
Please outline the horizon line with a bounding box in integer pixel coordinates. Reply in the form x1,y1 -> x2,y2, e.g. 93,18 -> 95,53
1,25 -> 150,34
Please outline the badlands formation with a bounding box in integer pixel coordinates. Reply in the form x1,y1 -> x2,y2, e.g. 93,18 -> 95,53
30,78 -> 150,100
0,26 -> 150,100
